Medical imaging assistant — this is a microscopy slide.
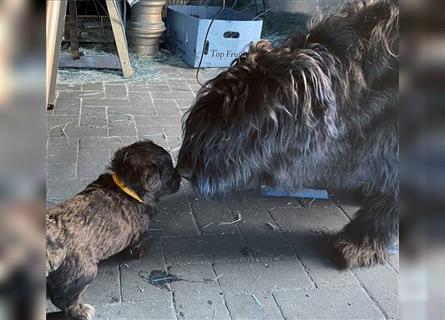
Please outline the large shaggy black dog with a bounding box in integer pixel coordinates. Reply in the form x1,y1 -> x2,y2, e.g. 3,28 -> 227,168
177,0 -> 399,268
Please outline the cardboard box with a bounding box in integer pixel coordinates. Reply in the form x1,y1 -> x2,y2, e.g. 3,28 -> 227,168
166,5 -> 263,68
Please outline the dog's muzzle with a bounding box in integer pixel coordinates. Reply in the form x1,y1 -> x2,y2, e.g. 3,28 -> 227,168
176,166 -> 192,180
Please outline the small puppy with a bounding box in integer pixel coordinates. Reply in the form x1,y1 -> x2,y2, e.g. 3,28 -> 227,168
46,140 -> 181,320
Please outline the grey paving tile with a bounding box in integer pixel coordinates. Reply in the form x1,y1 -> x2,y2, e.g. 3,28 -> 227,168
105,84 -> 127,99
47,143 -> 77,163
77,149 -> 110,178
82,82 -> 104,91
137,125 -> 164,137
83,98 -> 130,107
81,107 -> 107,127
94,300 -> 176,320
53,97 -> 81,115
162,235 -> 248,265
48,115 -> 79,130
151,91 -> 194,100
175,98 -> 195,109
83,267 -> 120,306
46,178 -> 90,202
167,80 -> 193,92
170,264 -> 231,320
79,136 -> 138,151
109,106 -> 157,116
129,92 -> 154,107
48,162 -> 77,180
353,264 -> 399,319
109,121 -> 138,137
119,241 -> 172,303
190,198 -> 240,236
225,293 -> 284,320
151,186 -> 199,237
162,125 -> 182,137
213,259 -> 313,294
273,286 -> 385,320
58,90 -> 105,99
153,100 -> 181,117
57,83 -> 81,90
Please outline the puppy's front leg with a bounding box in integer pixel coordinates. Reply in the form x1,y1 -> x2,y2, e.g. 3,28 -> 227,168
335,193 -> 399,268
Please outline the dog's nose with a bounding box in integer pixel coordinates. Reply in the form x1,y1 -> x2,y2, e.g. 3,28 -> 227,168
176,166 -> 192,179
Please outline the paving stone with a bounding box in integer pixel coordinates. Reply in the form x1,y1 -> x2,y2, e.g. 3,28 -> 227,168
83,266 -> 121,306
47,136 -> 79,149
77,149 -> 110,178
119,240 -> 172,303
225,293 -> 284,320
170,264 -> 231,320
213,259 -> 313,294
270,206 -> 358,287
79,136 -> 137,151
47,178 -> 90,201
353,264 -> 399,319
136,125 -> 164,137
109,121 -> 138,137
152,187 -> 199,237
162,125 -> 182,137
49,121 -> 108,138
151,91 -> 195,100
243,233 -> 296,261
47,143 -> 77,163
58,90 -> 105,99
81,107 -> 107,127
162,235 -> 248,265
273,286 -> 385,320
153,100 -> 181,117
269,206 -> 348,235
83,98 -> 130,107
190,198 -> 240,236
57,83 -> 81,90
82,82 -> 104,90
53,97 -> 81,115
48,162 -> 77,180
175,98 -> 195,109
105,84 -> 127,99
128,92 -> 154,107
167,80 -> 193,92
109,106 -> 157,116
48,115 -> 79,130
94,300 -> 176,320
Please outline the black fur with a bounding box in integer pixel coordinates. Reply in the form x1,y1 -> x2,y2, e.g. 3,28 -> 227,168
177,0 -> 399,268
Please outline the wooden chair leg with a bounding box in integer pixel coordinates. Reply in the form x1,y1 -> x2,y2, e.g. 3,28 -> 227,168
106,0 -> 134,78
68,0 -> 80,60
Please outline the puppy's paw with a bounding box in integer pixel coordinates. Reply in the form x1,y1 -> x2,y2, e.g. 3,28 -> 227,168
334,235 -> 388,268
129,245 -> 145,259
67,303 -> 95,320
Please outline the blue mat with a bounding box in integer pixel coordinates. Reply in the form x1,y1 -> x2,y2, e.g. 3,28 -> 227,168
260,186 -> 329,199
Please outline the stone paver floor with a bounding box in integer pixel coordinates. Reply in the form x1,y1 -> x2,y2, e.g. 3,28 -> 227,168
47,63 -> 398,320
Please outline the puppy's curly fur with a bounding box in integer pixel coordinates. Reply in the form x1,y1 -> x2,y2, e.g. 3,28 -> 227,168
177,0 -> 399,268
47,141 -> 180,319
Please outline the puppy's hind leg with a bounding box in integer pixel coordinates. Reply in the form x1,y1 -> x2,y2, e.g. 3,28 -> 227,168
335,193 -> 399,268
48,256 -> 97,320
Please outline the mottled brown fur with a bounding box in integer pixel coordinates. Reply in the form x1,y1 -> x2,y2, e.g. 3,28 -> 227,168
46,141 -> 180,320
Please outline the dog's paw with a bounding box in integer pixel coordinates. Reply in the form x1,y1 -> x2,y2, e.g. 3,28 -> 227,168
334,236 -> 388,268
67,303 -> 95,320
129,245 -> 145,259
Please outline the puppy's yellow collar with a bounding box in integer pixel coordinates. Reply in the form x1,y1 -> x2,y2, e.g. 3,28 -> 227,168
112,173 -> 144,203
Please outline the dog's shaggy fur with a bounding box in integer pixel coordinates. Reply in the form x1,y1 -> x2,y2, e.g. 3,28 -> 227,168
47,141 -> 180,319
177,0 -> 399,268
